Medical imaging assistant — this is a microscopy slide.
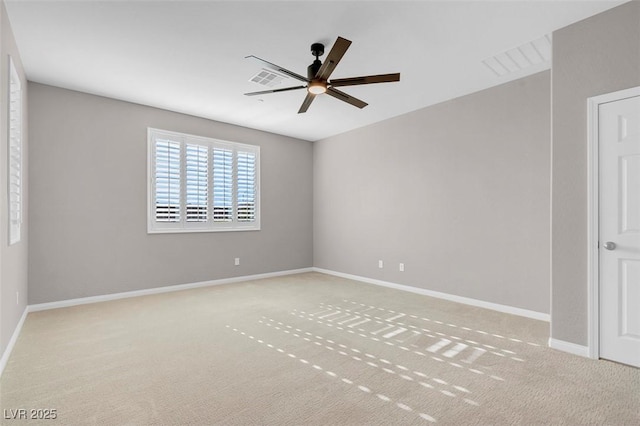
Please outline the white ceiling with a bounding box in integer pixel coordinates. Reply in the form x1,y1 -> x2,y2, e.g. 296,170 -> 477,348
5,0 -> 626,141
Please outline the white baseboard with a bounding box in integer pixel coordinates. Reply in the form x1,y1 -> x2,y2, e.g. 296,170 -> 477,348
0,307 -> 29,378
548,338 -> 590,358
29,267 -> 314,312
313,267 -> 550,322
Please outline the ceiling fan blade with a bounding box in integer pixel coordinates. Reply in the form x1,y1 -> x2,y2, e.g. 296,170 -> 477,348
244,86 -> 307,96
245,55 -> 309,83
326,87 -> 368,109
298,92 -> 316,114
315,36 -> 352,81
329,73 -> 400,87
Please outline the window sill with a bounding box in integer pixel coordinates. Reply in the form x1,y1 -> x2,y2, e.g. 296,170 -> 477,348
147,226 -> 261,234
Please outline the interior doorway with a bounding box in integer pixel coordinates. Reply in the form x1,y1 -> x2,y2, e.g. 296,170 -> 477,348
588,86 -> 640,368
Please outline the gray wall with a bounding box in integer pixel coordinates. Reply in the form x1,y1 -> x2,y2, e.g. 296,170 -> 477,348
0,0 -> 28,358
28,83 -> 313,304
314,71 -> 551,314
551,1 -> 640,345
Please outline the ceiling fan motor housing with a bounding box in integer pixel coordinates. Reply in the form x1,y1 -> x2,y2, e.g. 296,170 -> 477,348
308,59 -> 322,80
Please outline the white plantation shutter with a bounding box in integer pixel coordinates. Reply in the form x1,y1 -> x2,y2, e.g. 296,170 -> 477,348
8,57 -> 22,245
148,129 -> 259,233
237,151 -> 256,222
9,143 -> 21,222
213,148 -> 233,222
154,139 -> 181,222
186,144 -> 208,222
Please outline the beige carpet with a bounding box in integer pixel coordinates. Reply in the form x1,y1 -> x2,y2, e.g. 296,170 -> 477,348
0,272 -> 638,425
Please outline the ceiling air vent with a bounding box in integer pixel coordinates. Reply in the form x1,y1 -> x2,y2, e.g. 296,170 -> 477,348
482,34 -> 552,77
249,68 -> 289,87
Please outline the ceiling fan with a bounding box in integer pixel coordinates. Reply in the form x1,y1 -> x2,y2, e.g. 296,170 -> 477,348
244,36 -> 400,114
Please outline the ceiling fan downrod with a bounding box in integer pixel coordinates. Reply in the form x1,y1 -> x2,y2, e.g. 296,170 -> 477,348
307,42 -> 324,80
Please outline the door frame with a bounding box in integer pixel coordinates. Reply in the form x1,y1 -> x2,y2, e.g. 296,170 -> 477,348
586,85 -> 640,360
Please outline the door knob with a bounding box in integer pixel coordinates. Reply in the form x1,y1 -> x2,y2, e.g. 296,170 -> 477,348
603,241 -> 616,250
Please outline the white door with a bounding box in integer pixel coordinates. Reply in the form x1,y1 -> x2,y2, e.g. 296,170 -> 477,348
599,93 -> 640,368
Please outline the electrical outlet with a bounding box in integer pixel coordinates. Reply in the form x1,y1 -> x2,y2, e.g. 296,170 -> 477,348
234,257 -> 240,266
399,263 -> 405,272
378,260 -> 384,269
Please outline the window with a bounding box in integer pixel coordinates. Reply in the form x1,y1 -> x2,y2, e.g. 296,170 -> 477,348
148,128 -> 260,233
8,57 -> 22,245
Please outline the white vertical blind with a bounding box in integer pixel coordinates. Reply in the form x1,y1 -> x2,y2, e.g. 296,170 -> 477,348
237,151 -> 256,222
185,144 -> 208,222
8,57 -> 22,245
213,148 -> 233,222
155,139 -> 181,222
148,128 -> 259,233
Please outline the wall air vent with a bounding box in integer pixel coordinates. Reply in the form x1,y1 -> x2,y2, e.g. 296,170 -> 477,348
482,34 -> 552,77
249,68 -> 289,87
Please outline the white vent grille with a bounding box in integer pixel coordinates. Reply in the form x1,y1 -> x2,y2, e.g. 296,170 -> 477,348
482,34 -> 552,77
249,68 -> 288,87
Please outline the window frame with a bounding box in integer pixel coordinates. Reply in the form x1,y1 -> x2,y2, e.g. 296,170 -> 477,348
147,128 -> 260,234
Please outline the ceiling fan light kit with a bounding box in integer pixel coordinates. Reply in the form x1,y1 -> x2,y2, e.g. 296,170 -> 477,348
245,36 -> 400,114
308,80 -> 327,94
